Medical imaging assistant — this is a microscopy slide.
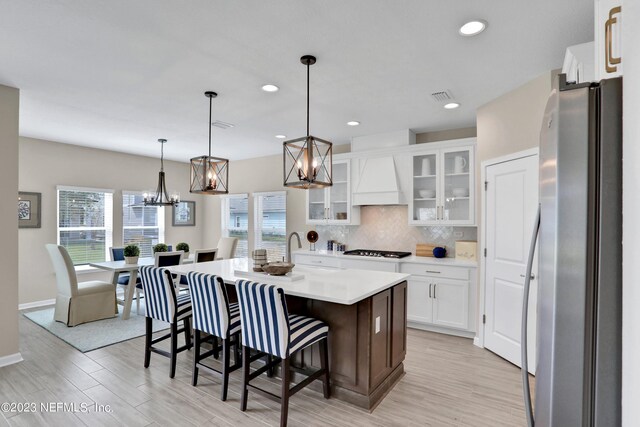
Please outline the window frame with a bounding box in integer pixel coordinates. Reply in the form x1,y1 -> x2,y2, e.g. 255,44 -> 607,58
122,190 -> 165,258
221,193 -> 249,258
253,191 -> 287,262
56,185 -> 114,267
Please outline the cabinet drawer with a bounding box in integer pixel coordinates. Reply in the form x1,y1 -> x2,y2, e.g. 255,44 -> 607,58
341,259 -> 397,272
294,254 -> 341,268
400,263 -> 469,280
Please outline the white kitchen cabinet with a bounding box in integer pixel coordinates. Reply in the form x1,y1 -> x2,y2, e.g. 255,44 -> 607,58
595,0 -> 622,80
409,144 -> 475,226
407,278 -> 433,324
306,159 -> 360,225
431,279 -> 469,330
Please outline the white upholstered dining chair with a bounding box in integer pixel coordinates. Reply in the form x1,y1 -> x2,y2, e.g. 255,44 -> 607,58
215,237 -> 238,260
45,244 -> 117,326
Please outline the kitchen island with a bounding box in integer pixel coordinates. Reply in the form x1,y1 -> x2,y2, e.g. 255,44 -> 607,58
169,258 -> 410,410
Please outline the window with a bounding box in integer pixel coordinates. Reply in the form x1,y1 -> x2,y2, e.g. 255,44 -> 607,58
122,192 -> 165,258
254,191 -> 287,262
57,186 -> 113,266
221,194 -> 248,258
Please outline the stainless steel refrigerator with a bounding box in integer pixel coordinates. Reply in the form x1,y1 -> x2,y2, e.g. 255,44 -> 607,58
521,75 -> 622,426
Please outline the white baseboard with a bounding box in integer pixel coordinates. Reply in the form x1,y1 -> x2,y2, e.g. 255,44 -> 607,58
407,321 -> 475,339
473,336 -> 483,348
0,352 -> 23,368
19,298 -> 55,311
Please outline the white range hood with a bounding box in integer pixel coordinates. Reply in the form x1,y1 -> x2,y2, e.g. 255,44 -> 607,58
350,129 -> 414,206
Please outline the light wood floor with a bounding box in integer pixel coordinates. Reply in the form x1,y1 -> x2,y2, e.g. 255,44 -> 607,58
0,314 -> 531,426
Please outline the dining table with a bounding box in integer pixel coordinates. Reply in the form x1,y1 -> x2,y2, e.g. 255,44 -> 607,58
89,255 -> 193,320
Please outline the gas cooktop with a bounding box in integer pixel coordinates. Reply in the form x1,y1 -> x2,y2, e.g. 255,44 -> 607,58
342,249 -> 412,259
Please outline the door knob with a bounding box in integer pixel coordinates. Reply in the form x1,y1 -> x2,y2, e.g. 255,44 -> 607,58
520,274 -> 535,280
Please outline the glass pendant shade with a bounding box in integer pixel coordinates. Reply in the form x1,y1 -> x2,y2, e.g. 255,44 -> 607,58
190,91 -> 229,195
283,55 -> 333,189
283,136 -> 332,188
144,139 -> 180,206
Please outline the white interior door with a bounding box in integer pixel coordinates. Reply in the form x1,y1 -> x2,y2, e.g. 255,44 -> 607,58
484,154 -> 539,373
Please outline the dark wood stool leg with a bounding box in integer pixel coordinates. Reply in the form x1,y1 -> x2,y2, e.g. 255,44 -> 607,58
221,338 -> 231,401
192,329 -> 201,386
183,317 -> 192,349
170,322 -> 178,378
319,338 -> 331,398
212,336 -> 220,359
144,317 -> 152,368
267,354 -> 274,378
280,357 -> 290,427
240,345 -> 250,411
233,333 -> 241,364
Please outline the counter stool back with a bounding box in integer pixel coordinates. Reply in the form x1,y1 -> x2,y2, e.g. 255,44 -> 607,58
139,265 -> 193,378
236,280 -> 330,427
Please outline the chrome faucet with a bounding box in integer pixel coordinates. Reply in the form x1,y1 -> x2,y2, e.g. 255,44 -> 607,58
286,232 -> 302,263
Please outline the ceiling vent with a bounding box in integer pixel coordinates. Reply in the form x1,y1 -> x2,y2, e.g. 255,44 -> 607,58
212,120 -> 234,129
430,90 -> 454,103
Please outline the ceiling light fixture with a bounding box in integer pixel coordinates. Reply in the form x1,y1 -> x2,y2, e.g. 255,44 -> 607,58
275,134 -> 287,139
444,102 -> 461,109
347,121 -> 360,126
283,55 -> 333,189
143,139 -> 180,206
459,20 -> 487,36
262,84 -> 279,92
189,91 -> 229,195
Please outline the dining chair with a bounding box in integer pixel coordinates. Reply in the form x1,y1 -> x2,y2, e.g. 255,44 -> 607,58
236,280 -> 330,427
188,272 -> 248,400
179,248 -> 218,287
139,265 -> 193,378
109,247 -> 143,308
216,237 -> 238,260
45,244 -> 117,326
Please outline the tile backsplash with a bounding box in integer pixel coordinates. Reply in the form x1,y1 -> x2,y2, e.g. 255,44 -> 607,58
315,205 -> 477,256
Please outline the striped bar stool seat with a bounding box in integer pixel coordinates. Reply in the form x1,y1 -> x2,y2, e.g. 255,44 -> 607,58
140,266 -> 193,378
188,271 -> 253,401
236,280 -> 330,427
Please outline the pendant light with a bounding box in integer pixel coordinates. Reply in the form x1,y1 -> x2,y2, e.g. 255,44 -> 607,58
190,91 -> 229,195
283,55 -> 333,189
143,139 -> 180,206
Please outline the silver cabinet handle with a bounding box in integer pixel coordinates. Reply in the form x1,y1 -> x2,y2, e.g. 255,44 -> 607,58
428,283 -> 432,298
425,270 -> 441,274
433,284 -> 437,299
311,260 -> 322,264
520,274 -> 535,279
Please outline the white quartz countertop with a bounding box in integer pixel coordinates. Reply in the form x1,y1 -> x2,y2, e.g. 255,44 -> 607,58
168,258 -> 410,305
293,249 -> 478,268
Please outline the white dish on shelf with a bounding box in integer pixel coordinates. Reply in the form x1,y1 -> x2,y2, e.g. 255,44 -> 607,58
452,188 -> 469,197
419,189 -> 436,198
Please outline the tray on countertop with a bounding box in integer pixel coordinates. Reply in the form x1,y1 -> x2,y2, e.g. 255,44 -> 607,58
234,269 -> 305,282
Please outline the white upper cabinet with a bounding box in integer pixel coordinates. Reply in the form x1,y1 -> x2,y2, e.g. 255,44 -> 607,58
409,143 -> 475,226
595,0 -> 622,80
306,159 -> 360,225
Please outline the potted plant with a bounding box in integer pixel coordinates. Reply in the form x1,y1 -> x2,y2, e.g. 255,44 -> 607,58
123,244 -> 140,264
176,242 -> 190,258
153,243 -> 168,254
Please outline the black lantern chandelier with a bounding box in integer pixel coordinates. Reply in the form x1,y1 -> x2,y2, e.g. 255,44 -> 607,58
190,91 -> 229,195
283,55 -> 332,189
144,139 -> 180,206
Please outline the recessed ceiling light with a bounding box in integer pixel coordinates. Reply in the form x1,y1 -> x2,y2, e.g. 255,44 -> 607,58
262,84 -> 279,92
459,20 -> 487,36
275,134 -> 287,139
347,121 -> 360,126
444,102 -> 460,109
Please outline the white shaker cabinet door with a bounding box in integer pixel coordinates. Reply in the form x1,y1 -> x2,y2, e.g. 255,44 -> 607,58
431,279 -> 469,330
407,278 -> 433,324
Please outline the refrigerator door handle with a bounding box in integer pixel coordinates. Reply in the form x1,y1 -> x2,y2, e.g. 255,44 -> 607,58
522,204 -> 540,427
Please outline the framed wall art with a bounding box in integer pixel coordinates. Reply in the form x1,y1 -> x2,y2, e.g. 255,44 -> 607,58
172,200 -> 196,226
18,191 -> 41,228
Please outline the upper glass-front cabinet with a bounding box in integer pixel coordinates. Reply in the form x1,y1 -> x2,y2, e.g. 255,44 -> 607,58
409,145 -> 475,225
306,159 -> 360,225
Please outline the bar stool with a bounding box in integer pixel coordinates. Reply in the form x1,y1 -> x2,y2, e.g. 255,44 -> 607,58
139,265 -> 193,378
236,280 -> 330,427
187,271 -> 242,400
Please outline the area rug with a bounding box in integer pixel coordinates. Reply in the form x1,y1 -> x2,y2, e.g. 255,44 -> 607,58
23,306 -> 169,353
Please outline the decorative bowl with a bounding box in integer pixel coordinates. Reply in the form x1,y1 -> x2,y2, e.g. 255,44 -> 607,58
261,262 -> 295,276
452,187 -> 469,197
419,189 -> 436,198
335,212 -> 348,220
306,230 -> 319,243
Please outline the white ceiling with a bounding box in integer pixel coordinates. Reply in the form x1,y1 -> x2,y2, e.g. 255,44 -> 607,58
0,0 -> 593,162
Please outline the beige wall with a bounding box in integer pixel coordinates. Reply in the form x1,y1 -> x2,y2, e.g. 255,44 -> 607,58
19,137 -> 206,305
0,85 -> 20,359
416,127 -> 477,144
623,2 -> 640,424
202,153 -> 308,255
